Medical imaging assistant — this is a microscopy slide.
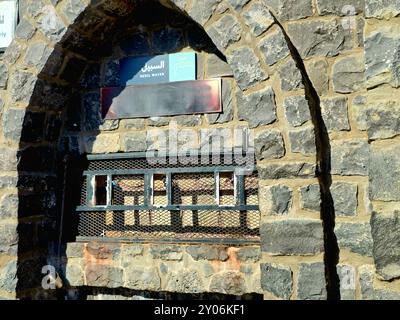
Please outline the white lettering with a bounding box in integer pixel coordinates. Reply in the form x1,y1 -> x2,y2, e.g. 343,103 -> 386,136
141,60 -> 166,73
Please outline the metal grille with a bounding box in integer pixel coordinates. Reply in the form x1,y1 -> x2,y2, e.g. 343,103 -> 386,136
76,153 -> 260,244
245,173 -> 259,205
77,210 -> 260,242
172,173 -> 215,205
87,153 -> 254,171
112,175 -> 144,205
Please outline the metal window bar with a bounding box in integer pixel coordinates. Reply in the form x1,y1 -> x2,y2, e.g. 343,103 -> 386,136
75,152 -> 260,244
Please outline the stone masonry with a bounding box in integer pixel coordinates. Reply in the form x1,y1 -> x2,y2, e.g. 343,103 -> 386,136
0,0 -> 399,300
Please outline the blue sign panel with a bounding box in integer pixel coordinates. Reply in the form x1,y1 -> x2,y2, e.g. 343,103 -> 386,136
120,55 -> 169,85
120,52 -> 196,86
169,52 -> 196,82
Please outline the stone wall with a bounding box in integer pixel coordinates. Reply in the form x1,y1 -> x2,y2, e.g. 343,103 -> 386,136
362,0 -> 400,299
64,242 -> 261,296
0,0 -> 399,300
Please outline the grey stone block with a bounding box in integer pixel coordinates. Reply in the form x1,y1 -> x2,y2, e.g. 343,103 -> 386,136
0,176 -> 18,189
0,194 -> 18,220
65,242 -> 84,258
85,265 -> 123,288
0,64 -> 8,89
207,15 -> 242,50
357,17 -> 365,48
261,219 -> 324,255
9,69 -> 37,102
125,266 -> 161,291
299,184 -> 320,212
365,101 -> 400,140
186,245 -> 228,261
259,28 -> 290,66
287,18 -> 352,58
278,59 -> 304,91
331,182 -> 358,216
209,271 -> 246,295
242,2 -> 274,36
237,87 -> 276,128
37,6 -> 67,42
337,265 -> 356,300
258,162 -> 316,179
236,247 -> 260,262
24,42 -> 52,71
316,0 -> 365,15
254,129 -> 285,160
297,262 -> 327,300
188,0 -> 220,25
4,42 -> 23,65
65,264 -> 84,287
283,96 -> 311,127
0,148 -> 17,171
62,0 -> 88,23
263,0 -> 313,20
332,54 -> 366,93
331,140 -> 369,176
262,185 -> 293,215
175,115 -> 202,127
371,210 -> 400,281
321,96 -> 350,132
365,0 -> 400,18
261,263 -> 292,300
288,127 -> 316,156
121,119 -> 146,130
0,223 -> 18,255
150,245 -> 183,261
2,108 -> 25,142
166,270 -> 204,293
370,141 -> 400,201
305,59 -> 329,95
205,54 -> 233,78
335,222 -> 373,256
227,0 -> 250,10
0,260 -> 17,293
122,132 -> 147,152
227,47 -> 267,90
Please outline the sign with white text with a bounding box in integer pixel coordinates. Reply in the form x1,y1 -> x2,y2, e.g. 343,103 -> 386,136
0,0 -> 18,50
120,52 -> 196,85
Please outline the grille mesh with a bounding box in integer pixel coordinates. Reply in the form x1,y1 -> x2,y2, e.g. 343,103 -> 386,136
112,175 -> 145,205
77,210 -> 260,242
78,154 -> 260,243
87,154 -> 255,171
172,173 -> 215,205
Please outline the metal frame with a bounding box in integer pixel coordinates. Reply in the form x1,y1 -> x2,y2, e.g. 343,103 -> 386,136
76,236 -> 260,246
76,152 -> 260,244
81,164 -> 258,212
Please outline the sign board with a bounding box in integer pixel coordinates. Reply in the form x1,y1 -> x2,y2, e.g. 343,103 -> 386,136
120,52 -> 196,85
101,79 -> 221,119
0,0 -> 18,50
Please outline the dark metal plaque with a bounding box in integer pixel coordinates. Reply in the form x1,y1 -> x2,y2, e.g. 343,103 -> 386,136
101,79 -> 221,119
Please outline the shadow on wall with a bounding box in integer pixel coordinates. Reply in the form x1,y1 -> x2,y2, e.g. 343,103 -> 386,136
14,0 -> 231,300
